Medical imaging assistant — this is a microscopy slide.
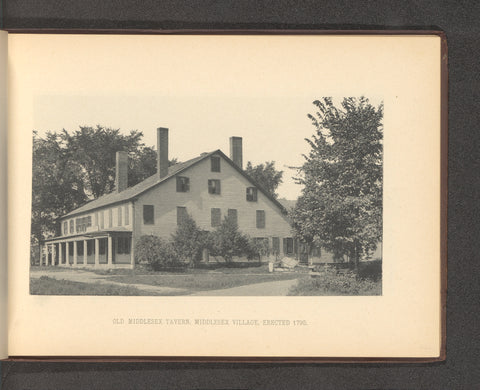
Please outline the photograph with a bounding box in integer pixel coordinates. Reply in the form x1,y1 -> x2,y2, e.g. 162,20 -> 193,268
29,96 -> 384,297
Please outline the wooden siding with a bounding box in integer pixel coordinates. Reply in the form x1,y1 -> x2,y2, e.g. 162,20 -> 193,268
133,154 -> 293,249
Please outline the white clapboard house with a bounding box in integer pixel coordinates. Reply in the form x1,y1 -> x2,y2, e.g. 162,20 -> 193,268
41,128 -> 296,268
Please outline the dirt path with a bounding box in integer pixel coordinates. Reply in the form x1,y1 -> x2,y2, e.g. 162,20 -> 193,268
31,269 -> 299,296
30,269 -> 188,295
192,278 -> 299,296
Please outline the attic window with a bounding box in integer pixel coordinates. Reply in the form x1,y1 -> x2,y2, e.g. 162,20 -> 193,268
176,176 -> 190,192
143,205 -> 154,225
246,187 -> 258,202
208,179 -> 221,195
211,156 -> 221,172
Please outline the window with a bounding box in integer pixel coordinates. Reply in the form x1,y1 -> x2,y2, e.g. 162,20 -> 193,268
77,242 -> 84,256
177,206 -> 188,225
143,205 -> 154,225
208,179 -> 221,194
227,209 -> 238,225
211,156 -> 221,172
109,209 -> 113,227
176,176 -> 190,192
211,208 -> 221,227
124,205 -> 130,225
117,207 -> 122,226
117,237 -> 124,254
69,220 -> 74,234
87,240 -> 94,256
100,211 -> 104,229
99,238 -> 106,255
63,221 -> 68,235
94,212 -> 98,227
272,237 -> 280,254
256,210 -> 266,228
246,187 -> 258,202
283,237 -> 294,255
75,216 -> 92,233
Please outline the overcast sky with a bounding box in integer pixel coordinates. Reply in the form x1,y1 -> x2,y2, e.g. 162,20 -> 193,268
34,95 -> 331,200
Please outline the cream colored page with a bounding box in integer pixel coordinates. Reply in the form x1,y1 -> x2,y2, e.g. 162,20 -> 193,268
8,34 -> 441,357
0,31 -> 7,360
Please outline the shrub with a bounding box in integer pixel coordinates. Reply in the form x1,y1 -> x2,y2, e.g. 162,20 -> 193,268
357,259 -> 382,282
135,235 -> 180,271
171,214 -> 206,268
289,265 -> 381,296
211,216 -> 258,262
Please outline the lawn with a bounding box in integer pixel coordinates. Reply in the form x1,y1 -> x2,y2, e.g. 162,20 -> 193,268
108,270 -> 302,292
30,276 -> 164,296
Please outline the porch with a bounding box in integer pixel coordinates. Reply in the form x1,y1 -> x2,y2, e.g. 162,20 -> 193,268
41,231 -> 134,269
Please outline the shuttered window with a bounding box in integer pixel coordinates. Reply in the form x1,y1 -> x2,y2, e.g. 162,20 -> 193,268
109,209 -> 113,227
143,205 -> 154,225
283,237 -> 294,255
272,237 -> 280,254
211,208 -> 221,227
208,179 -> 221,194
117,206 -> 122,226
256,210 -> 265,228
227,209 -> 238,225
100,211 -> 104,229
63,222 -> 68,235
211,156 -> 221,172
176,176 -> 190,192
69,220 -> 74,234
177,206 -> 188,225
246,187 -> 258,201
124,205 -> 129,225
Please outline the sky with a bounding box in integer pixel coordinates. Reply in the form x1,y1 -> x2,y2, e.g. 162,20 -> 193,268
25,35 -> 383,201
34,95 -> 327,200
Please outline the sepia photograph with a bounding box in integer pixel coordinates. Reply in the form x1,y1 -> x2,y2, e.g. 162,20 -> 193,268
29,96 -> 383,296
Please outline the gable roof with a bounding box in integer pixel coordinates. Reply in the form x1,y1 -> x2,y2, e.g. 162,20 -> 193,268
62,149 -> 287,219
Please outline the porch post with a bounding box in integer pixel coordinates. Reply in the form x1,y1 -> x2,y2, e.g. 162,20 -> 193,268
83,240 -> 88,266
42,244 -> 47,266
65,241 -> 69,265
95,238 -> 100,267
130,236 -> 135,269
49,244 -> 54,266
73,241 -> 78,266
58,242 -> 63,266
107,236 -> 113,266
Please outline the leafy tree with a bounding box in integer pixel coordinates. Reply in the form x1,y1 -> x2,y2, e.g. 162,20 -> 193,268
291,97 -> 383,269
31,131 -> 87,244
244,161 -> 283,198
31,126 -> 177,243
171,214 -> 206,268
211,216 -> 256,262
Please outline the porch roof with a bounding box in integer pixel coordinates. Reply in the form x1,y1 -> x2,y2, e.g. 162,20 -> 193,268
44,229 -> 132,243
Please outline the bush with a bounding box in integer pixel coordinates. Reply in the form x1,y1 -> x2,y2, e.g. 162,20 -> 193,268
357,259 -> 382,282
135,235 -> 180,271
289,265 -> 381,296
171,214 -> 206,268
211,217 -> 259,262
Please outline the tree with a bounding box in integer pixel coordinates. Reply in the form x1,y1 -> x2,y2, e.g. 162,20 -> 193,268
291,97 -> 383,269
244,161 -> 283,198
211,216 -> 256,262
31,131 -> 87,245
171,214 -> 206,268
31,126 -> 177,243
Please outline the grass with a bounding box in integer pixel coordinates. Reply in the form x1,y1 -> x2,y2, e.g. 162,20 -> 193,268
288,262 -> 382,296
108,271 -> 302,292
30,276 -> 164,296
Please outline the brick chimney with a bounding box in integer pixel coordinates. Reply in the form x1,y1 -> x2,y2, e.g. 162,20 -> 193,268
157,127 -> 169,179
229,136 -> 243,169
115,151 -> 128,193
